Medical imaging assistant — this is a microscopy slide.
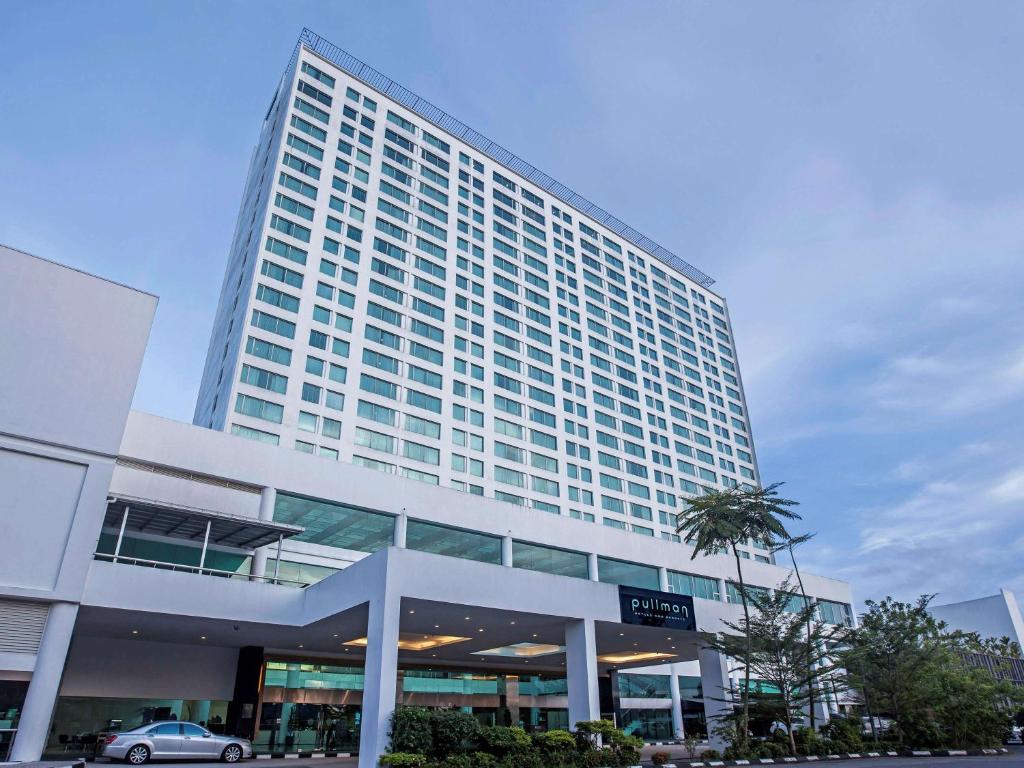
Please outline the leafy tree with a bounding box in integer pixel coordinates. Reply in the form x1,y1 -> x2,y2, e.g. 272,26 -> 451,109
676,482 -> 801,750
706,580 -> 848,755
839,596 -> 950,745
769,532 -> 824,726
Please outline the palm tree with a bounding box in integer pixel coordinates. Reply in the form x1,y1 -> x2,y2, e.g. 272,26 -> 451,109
770,532 -> 819,726
676,482 -> 801,753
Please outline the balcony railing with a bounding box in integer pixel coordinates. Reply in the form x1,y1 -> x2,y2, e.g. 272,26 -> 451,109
93,553 -> 309,587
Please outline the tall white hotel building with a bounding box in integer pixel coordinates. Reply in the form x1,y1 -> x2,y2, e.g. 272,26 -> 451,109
0,29 -> 855,768
195,30 -> 763,550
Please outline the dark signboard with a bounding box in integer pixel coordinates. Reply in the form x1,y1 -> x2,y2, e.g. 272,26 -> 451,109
618,585 -> 696,631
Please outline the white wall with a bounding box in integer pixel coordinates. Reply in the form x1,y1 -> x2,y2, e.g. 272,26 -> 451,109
61,637 -> 239,700
0,244 -> 157,457
931,589 -> 1024,645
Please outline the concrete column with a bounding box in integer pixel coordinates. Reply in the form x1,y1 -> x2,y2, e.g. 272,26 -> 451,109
501,535 -> 513,567
565,618 -> 601,728
698,645 -> 732,751
717,578 -> 728,603
10,602 -> 78,761
587,553 -> 600,582
668,662 -> 685,740
358,594 -> 401,768
394,511 -> 408,549
251,486 -> 277,581
658,567 -> 670,592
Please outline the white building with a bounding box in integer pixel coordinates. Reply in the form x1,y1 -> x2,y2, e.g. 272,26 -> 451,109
930,589 -> 1024,647
0,242 -> 854,767
194,29 -> 766,552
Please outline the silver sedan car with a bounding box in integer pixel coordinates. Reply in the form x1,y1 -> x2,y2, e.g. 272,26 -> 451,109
101,721 -> 253,764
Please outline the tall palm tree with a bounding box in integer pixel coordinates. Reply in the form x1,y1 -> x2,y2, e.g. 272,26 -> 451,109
770,532 -> 819,726
676,482 -> 801,753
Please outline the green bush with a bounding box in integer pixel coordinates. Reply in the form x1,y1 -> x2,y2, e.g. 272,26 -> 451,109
390,708 -> 435,756
651,750 -> 671,765
380,753 -> 428,767
821,715 -> 865,753
431,710 -> 481,758
699,748 -> 721,760
468,752 -> 497,768
531,730 -> 578,768
477,726 -> 532,756
435,756 -> 473,768
754,741 -> 787,758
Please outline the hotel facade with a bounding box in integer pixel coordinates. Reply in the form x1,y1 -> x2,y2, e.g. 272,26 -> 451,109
0,30 -> 853,768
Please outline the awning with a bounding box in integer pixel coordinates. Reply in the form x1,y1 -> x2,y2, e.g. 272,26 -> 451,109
104,495 -> 304,550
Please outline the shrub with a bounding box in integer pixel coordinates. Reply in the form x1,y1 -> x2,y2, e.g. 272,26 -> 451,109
532,730 -> 578,768
822,715 -> 865,753
431,710 -> 481,758
436,756 -> 473,768
652,750 -> 671,765
380,753 -> 428,768
478,726 -> 532,756
754,741 -> 787,758
391,708 -> 434,756
468,752 -> 497,768
699,748 -> 721,759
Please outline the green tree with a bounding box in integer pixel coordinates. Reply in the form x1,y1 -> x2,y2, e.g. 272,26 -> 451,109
707,580 -> 848,755
676,482 -> 801,751
839,596 -> 953,745
770,533 -> 823,726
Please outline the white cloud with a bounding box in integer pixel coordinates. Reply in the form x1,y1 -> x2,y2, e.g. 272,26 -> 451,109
989,468 -> 1024,503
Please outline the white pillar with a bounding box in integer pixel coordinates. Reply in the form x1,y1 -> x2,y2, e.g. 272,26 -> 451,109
565,618 -> 601,728
658,567 -> 670,592
668,662 -> 685,740
587,553 -> 600,582
394,512 -> 408,549
10,602 -> 79,761
251,487 -> 276,581
698,645 -> 732,751
501,535 -> 513,567
358,595 -> 401,768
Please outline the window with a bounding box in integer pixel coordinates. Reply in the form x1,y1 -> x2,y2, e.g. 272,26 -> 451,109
512,541 -> 589,579
597,557 -> 659,589
234,394 -> 283,424
667,571 -> 720,601
406,520 -> 501,564
274,492 -> 394,552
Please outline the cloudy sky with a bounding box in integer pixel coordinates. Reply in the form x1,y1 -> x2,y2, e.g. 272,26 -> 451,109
3,1 -> 1022,607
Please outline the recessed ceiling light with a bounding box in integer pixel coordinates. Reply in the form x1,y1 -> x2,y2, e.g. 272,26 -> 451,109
131,630 -> 139,635
333,634 -> 339,638
619,632 -> 625,637
478,628 -> 484,633
532,633 -> 538,638
409,610 -> 415,614
464,616 -> 471,620
510,621 -> 516,625
434,625 -> 440,629
298,645 -> 304,649
200,636 -> 207,640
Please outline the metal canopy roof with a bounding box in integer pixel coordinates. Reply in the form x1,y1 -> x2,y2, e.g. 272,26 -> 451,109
104,496 -> 304,550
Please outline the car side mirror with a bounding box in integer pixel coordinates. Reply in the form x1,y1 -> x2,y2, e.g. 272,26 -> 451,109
203,733 -> 212,738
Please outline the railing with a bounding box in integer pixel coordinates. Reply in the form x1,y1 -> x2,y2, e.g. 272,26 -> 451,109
93,553 -> 309,587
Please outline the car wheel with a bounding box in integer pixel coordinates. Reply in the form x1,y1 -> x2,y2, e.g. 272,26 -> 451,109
221,744 -> 243,763
126,745 -> 150,765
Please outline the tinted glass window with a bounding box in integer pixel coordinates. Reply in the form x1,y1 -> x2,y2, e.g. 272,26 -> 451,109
405,520 -> 501,564
273,493 -> 394,552
154,724 -> 180,735
181,724 -> 206,736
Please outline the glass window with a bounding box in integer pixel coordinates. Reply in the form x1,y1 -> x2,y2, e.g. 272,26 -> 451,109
511,541 -> 589,579
667,571 -> 721,601
617,673 -> 670,699
273,493 -> 394,552
597,556 -> 659,589
405,520 -> 501,564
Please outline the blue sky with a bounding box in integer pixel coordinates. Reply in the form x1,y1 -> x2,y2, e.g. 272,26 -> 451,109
3,1 -> 1022,606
